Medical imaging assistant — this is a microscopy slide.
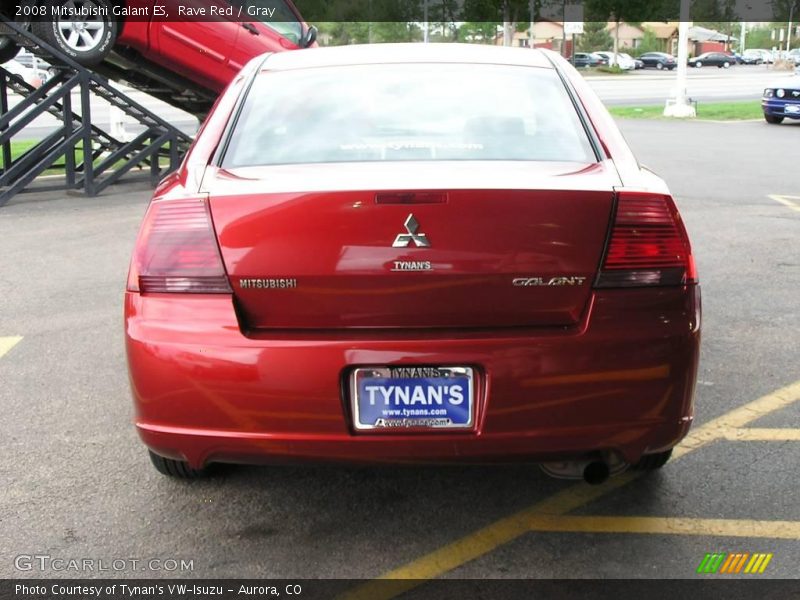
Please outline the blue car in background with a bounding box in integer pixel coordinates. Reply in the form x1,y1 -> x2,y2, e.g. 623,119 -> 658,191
572,52 -> 608,68
762,76 -> 800,124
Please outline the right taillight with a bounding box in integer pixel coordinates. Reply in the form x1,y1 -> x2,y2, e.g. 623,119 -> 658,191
595,191 -> 697,288
126,197 -> 231,294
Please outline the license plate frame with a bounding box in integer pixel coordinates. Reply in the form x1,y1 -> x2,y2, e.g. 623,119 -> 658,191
350,366 -> 475,431
785,104 -> 800,114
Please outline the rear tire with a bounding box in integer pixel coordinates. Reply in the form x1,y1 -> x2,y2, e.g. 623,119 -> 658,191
148,450 -> 210,479
31,0 -> 117,66
695,61 -> 703,68
723,61 -> 730,68
656,62 -> 664,70
764,114 -> 784,124
632,449 -> 672,470
0,37 -> 21,63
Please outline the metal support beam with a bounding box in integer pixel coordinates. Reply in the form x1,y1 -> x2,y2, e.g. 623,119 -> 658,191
0,17 -> 193,207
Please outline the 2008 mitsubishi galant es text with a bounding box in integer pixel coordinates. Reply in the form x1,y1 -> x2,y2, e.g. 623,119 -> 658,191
125,44 -> 701,484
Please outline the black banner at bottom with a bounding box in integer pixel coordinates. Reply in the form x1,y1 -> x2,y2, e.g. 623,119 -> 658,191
2,579 -> 799,600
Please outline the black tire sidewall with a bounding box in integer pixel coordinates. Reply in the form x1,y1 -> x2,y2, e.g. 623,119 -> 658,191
0,37 -> 22,63
31,0 -> 117,66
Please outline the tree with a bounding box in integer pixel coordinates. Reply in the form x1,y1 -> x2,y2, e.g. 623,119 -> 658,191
578,22 -> 613,51
315,22 -> 370,45
459,22 -> 501,43
586,0 -> 661,62
744,27 -> 773,50
634,27 -> 662,55
372,22 -> 422,43
745,24 -> 799,52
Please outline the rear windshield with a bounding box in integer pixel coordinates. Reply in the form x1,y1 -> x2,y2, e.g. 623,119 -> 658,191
221,63 -> 596,167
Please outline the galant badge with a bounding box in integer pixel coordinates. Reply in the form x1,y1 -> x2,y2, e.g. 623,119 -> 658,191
392,214 -> 430,248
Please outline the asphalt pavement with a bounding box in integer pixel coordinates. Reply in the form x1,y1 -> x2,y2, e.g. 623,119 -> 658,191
0,118 -> 798,584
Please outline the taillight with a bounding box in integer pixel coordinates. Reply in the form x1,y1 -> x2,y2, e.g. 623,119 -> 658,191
126,197 -> 232,294
595,192 -> 697,288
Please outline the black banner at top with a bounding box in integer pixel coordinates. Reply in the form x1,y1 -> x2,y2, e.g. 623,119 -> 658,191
4,0 -> 800,23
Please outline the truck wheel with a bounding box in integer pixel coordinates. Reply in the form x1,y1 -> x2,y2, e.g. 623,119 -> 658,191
31,0 -> 117,66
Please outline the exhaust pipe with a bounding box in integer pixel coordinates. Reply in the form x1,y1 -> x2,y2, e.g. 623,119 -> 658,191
539,452 -> 628,482
582,461 -> 610,485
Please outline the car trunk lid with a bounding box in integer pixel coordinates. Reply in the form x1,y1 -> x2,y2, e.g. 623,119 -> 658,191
205,161 -> 619,330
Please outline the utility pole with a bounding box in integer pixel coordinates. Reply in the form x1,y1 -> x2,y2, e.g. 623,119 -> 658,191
740,21 -> 746,52
529,0 -> 535,48
664,0 -> 695,117
368,0 -> 373,43
787,3 -> 795,52
503,0 -> 512,47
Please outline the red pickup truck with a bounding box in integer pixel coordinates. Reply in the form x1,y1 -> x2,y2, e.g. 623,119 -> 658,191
1,0 -> 316,113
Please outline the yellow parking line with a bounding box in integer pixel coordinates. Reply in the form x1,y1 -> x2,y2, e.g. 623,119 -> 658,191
672,378 -> 800,459
525,515 -> 800,540
768,194 -> 800,213
341,472 -> 643,600
0,336 -> 23,360
341,379 -> 800,600
722,428 -> 800,442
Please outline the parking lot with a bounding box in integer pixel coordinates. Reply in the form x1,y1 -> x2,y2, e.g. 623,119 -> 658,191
0,116 -> 798,586
587,64 -> 793,104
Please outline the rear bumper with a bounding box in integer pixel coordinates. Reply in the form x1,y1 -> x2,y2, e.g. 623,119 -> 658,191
125,287 -> 701,468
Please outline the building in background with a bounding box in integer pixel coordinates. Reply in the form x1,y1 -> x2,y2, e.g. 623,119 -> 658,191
495,19 -> 567,53
605,22 -> 645,49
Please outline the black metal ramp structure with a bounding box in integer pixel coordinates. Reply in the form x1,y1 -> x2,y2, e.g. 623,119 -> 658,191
0,18 -> 193,208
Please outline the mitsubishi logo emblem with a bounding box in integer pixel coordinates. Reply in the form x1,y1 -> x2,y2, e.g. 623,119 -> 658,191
392,214 -> 430,248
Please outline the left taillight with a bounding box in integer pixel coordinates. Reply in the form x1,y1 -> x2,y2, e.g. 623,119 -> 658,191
126,197 -> 232,294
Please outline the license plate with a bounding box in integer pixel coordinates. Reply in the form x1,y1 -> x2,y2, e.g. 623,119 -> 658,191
351,366 -> 474,430
785,104 -> 800,114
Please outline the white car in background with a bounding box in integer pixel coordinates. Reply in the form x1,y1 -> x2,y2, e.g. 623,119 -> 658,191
594,51 -> 636,71
749,49 -> 775,64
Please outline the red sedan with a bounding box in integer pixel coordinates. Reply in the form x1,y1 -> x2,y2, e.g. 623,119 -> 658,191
125,44 -> 700,484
